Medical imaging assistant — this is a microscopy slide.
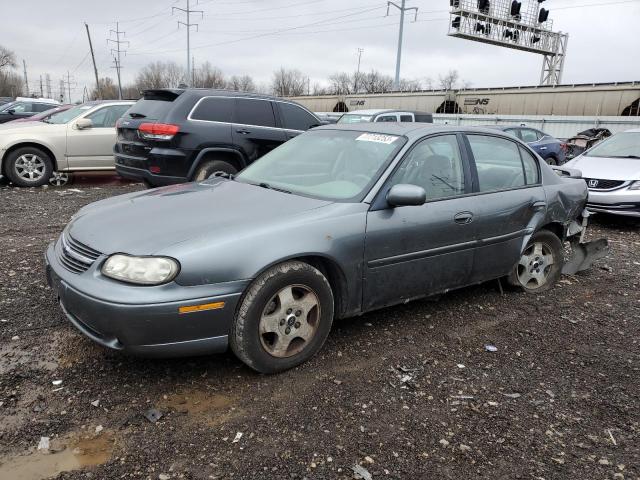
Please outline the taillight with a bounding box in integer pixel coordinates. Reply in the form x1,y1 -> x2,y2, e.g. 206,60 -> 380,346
138,123 -> 180,141
560,143 -> 567,152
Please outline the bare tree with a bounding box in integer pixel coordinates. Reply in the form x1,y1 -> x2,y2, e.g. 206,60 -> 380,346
423,77 -> 434,89
92,77 -> 118,100
312,82 -> 328,96
398,78 -> 422,92
0,46 -> 16,71
0,70 -> 23,97
136,61 -> 185,90
439,69 -> 460,90
227,74 -> 256,92
271,68 -> 307,97
193,62 -> 226,88
361,70 -> 394,93
328,72 -> 353,95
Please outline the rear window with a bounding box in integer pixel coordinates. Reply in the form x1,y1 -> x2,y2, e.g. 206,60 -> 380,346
190,97 -> 234,123
124,91 -> 181,121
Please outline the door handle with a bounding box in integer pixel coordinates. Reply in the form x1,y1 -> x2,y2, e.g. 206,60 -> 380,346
236,129 -> 251,135
454,211 -> 474,224
539,146 -> 547,150
530,201 -> 547,210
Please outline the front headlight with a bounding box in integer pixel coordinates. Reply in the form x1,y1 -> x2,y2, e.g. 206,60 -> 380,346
628,180 -> 640,190
102,254 -> 180,285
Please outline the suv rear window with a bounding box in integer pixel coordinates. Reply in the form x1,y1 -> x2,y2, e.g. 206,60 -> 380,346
234,99 -> 276,128
124,90 -> 181,121
190,97 -> 234,123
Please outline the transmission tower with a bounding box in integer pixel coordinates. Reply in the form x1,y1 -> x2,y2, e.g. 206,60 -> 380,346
387,0 -> 418,90
45,74 -> 52,99
108,22 -> 129,99
62,72 -> 77,103
173,0 -> 203,87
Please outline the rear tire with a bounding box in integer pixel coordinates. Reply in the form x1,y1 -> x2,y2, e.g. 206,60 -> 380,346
507,230 -> 563,293
193,160 -> 238,181
230,261 -> 334,374
545,155 -> 558,166
5,147 -> 54,187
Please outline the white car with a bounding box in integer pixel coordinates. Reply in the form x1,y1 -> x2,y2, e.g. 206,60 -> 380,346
563,128 -> 640,217
0,100 -> 134,187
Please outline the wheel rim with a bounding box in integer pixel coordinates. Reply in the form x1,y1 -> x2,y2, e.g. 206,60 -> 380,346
259,284 -> 321,358
517,241 -> 555,289
14,154 -> 46,181
49,172 -> 69,186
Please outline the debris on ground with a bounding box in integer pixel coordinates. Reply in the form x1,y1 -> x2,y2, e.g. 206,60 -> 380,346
37,437 -> 50,451
143,408 -> 163,423
352,464 -> 373,480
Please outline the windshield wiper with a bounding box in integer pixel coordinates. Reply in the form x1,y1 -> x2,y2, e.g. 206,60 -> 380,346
127,112 -> 146,118
257,182 -> 291,194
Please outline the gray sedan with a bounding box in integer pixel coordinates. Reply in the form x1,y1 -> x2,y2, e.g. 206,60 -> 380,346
45,124 -> 602,373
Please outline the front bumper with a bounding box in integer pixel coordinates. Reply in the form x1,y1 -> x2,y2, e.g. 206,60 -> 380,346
586,188 -> 640,218
45,242 -> 248,357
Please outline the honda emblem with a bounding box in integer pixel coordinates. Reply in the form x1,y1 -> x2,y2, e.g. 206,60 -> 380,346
588,179 -> 599,188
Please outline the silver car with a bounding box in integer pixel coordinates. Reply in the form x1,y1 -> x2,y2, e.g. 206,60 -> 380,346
563,128 -> 640,217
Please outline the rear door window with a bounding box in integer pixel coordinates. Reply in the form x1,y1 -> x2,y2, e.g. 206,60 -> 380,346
519,128 -> 539,142
35,103 -> 55,112
375,115 -> 397,122
278,102 -> 319,131
519,146 -> 540,185
400,114 -> 413,122
234,98 -> 276,128
467,135 -> 527,192
190,97 -> 234,123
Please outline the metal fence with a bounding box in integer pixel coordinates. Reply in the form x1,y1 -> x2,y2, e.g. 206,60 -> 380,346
432,114 -> 640,138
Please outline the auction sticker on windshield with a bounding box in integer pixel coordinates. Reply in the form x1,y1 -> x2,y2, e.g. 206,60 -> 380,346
356,133 -> 399,144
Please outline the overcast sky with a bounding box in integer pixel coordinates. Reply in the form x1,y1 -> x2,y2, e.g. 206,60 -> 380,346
3,0 -> 640,101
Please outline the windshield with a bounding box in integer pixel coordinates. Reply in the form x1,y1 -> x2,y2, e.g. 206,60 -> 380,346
585,132 -> 640,158
337,114 -> 373,124
45,104 -> 93,124
236,129 -> 406,201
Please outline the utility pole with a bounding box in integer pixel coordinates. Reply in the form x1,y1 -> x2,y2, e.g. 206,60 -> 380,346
387,0 -> 418,90
39,75 -> 44,97
63,71 -> 77,103
192,55 -> 196,86
59,79 -> 65,103
85,23 -> 101,99
45,74 -> 52,99
173,0 -> 203,87
108,22 -> 129,99
354,48 -> 364,93
22,60 -> 29,96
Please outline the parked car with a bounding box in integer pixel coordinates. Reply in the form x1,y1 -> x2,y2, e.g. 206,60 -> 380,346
6,104 -> 73,123
337,109 -> 433,124
564,128 -> 612,160
0,100 -> 134,187
46,124 -> 605,373
487,125 -> 566,165
563,128 -> 640,217
314,112 -> 342,124
0,97 -> 13,106
114,89 -> 323,187
0,98 -> 60,124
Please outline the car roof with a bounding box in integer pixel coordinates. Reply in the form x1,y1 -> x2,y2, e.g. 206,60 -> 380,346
315,123 -> 517,139
624,128 -> 640,133
81,100 -> 135,106
343,109 -> 431,116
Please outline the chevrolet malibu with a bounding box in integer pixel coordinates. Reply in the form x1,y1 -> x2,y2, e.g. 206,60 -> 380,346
46,124 -> 602,373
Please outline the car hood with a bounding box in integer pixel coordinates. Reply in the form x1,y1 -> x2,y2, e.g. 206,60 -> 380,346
564,154 -> 640,180
0,121 -> 64,134
68,179 -> 333,255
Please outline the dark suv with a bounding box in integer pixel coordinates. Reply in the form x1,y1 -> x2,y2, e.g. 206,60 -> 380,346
114,89 -> 323,186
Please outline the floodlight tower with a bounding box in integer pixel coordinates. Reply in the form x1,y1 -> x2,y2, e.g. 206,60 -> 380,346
448,0 -> 568,86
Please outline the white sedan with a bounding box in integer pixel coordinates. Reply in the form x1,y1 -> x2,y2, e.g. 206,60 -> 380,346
0,100 -> 134,187
564,128 -> 640,217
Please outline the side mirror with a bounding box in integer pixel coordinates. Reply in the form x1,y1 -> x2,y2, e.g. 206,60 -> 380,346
75,118 -> 93,130
7,109 -> 15,115
386,184 -> 426,207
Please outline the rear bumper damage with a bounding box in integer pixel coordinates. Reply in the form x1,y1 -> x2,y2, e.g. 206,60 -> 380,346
562,209 -> 609,275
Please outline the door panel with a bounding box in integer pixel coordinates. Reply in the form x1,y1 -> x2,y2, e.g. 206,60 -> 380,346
364,198 -> 477,310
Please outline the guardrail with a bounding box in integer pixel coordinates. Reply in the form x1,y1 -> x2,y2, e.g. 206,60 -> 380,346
432,114 -> 640,138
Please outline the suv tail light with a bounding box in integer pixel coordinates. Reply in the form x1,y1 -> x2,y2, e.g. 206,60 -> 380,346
138,123 -> 180,141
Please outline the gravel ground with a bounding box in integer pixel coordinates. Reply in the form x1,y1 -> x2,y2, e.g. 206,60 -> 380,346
0,182 -> 638,480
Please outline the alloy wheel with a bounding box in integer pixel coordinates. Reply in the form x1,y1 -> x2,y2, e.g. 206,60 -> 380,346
49,172 -> 70,187
517,241 -> 555,289
259,284 -> 320,358
14,154 -> 46,182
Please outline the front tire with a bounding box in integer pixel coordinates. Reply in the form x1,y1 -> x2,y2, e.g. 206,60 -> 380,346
508,230 -> 563,293
193,160 -> 238,181
6,147 -> 54,187
230,261 -> 334,374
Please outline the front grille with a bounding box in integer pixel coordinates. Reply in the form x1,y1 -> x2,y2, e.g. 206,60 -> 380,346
58,233 -> 102,274
584,178 -> 626,190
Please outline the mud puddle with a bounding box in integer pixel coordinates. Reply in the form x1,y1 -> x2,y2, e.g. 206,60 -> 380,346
159,389 -> 240,426
0,432 -> 114,480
